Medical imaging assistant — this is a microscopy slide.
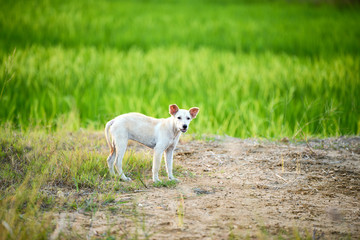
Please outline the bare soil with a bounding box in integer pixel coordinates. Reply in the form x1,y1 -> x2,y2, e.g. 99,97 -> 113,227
51,136 -> 360,239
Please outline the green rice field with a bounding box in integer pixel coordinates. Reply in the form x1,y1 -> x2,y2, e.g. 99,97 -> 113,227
1,0 -> 359,138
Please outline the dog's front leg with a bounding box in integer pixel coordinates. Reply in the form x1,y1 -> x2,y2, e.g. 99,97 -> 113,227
165,147 -> 178,181
152,148 -> 164,183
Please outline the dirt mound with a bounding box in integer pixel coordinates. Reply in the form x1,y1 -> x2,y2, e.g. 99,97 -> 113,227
51,136 -> 360,239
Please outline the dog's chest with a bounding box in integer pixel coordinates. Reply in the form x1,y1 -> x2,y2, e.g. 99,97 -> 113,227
166,134 -> 180,149
167,138 -> 177,148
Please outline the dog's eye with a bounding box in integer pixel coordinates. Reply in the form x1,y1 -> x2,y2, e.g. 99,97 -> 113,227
187,117 -> 190,120
177,116 -> 181,120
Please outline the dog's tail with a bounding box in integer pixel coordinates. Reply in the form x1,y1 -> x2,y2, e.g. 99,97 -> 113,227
105,119 -> 115,154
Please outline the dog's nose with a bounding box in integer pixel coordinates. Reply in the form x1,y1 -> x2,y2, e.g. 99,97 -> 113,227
183,124 -> 187,129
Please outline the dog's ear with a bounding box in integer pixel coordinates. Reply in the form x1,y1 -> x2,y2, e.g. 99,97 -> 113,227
189,107 -> 199,119
169,104 -> 179,116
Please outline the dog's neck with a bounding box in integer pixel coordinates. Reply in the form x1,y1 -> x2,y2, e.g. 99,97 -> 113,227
168,117 -> 181,139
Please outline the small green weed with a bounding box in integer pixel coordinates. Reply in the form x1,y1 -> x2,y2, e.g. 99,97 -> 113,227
153,180 -> 178,188
228,224 -> 313,240
81,197 -> 98,213
102,194 -> 116,205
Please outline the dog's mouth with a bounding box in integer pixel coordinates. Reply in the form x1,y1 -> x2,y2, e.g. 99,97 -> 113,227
180,129 -> 187,133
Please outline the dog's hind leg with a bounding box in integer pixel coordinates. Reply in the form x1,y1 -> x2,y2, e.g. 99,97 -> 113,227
114,136 -> 131,181
107,139 -> 116,175
105,119 -> 116,175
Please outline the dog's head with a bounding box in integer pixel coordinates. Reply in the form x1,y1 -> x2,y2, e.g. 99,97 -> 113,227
169,104 -> 199,133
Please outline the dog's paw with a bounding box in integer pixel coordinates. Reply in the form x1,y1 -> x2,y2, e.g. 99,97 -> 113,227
121,176 -> 132,182
169,177 -> 180,182
153,179 -> 162,183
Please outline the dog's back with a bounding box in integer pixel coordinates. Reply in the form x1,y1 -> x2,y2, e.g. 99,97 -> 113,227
110,113 -> 162,148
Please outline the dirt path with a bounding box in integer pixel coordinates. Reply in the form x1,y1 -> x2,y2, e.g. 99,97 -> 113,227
51,136 -> 360,239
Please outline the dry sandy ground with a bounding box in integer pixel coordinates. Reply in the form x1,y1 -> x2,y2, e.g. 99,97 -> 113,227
51,136 -> 360,239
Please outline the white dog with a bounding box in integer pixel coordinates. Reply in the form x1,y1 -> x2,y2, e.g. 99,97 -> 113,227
105,104 -> 199,182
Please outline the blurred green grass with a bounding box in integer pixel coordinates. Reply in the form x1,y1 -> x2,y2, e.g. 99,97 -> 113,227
1,0 -> 359,56
0,0 -> 359,137
0,126 -> 158,240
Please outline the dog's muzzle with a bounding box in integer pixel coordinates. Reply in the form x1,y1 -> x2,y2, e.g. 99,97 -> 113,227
180,124 -> 188,133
